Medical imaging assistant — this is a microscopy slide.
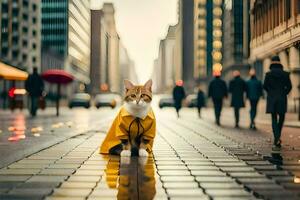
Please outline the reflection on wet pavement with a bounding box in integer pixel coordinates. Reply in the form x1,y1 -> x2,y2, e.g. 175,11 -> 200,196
103,155 -> 156,200
7,114 -> 26,141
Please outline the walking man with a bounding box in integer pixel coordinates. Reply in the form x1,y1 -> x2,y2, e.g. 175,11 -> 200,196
208,71 -> 228,125
196,86 -> 205,118
25,67 -> 44,117
263,56 -> 292,150
229,70 -> 247,128
246,68 -> 263,130
172,80 -> 186,118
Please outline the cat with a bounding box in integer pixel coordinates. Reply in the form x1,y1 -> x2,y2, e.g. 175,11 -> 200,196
100,79 -> 156,157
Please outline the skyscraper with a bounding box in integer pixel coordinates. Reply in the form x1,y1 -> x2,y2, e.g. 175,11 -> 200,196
41,0 -> 91,86
194,0 -> 223,80
0,0 -> 41,72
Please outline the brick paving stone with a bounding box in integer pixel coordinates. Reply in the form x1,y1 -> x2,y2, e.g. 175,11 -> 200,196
8,163 -> 50,169
59,181 -> 96,189
160,176 -> 195,182
66,175 -> 101,182
157,165 -> 188,170
39,168 -> 75,176
9,188 -> 53,196
205,188 -> 252,197
199,182 -> 243,189
169,197 -> 210,200
0,181 -> 22,189
253,165 -> 278,170
190,170 -> 225,176
52,188 -> 92,197
187,165 -> 219,170
245,183 -> 283,190
229,172 -> 264,178
220,167 -> 256,172
262,170 -> 290,176
158,170 -> 190,176
195,176 -> 234,183
46,197 -> 85,200
0,168 -> 41,175
0,175 -> 30,182
237,177 -> 275,184
78,165 -> 106,170
27,175 -> 68,182
17,159 -> 55,164
0,194 -> 43,200
17,182 -> 60,188
89,188 -> 118,197
73,170 -> 104,176
47,164 -> 81,169
214,162 -> 248,167
163,182 -> 199,188
166,188 -> 204,197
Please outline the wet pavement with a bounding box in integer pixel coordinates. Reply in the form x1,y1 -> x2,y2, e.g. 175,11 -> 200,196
0,106 -> 300,199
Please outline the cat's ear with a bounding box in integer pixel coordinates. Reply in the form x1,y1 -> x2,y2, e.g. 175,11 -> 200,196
144,79 -> 152,91
124,79 -> 134,90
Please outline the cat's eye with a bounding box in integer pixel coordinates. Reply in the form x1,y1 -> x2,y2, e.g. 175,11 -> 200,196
130,94 -> 136,98
141,94 -> 145,97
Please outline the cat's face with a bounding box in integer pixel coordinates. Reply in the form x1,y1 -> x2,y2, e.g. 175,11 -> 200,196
124,79 -> 152,109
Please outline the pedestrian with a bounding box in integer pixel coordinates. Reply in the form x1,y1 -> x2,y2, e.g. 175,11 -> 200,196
263,56 -> 292,151
246,68 -> 263,130
196,86 -> 205,118
172,80 -> 186,118
229,70 -> 247,128
25,67 -> 44,117
208,71 -> 227,125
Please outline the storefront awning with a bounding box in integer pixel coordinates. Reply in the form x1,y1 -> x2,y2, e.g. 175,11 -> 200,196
0,61 -> 28,81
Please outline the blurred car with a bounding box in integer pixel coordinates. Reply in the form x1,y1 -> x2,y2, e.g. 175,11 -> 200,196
186,94 -> 198,108
158,95 -> 174,108
69,93 -> 91,109
94,93 -> 122,109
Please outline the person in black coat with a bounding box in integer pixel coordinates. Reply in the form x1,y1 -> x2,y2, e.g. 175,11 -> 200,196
246,68 -> 263,130
25,67 -> 44,116
263,56 -> 292,150
196,86 -> 205,118
208,71 -> 228,125
172,80 -> 186,118
229,70 -> 247,128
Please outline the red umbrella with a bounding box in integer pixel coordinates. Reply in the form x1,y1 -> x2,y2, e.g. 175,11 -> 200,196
42,69 -> 74,116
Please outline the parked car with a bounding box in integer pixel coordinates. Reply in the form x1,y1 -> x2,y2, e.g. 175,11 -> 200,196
158,95 -> 174,108
186,94 -> 197,108
69,93 -> 91,109
94,93 -> 122,109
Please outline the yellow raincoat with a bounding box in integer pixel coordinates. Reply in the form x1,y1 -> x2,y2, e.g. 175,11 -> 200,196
100,106 -> 156,154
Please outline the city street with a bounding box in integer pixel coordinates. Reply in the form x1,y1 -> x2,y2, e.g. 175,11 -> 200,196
0,103 -> 300,200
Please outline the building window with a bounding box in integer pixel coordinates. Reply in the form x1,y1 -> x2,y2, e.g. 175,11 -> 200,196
32,57 -> 36,63
22,54 -> 27,61
23,13 -> 28,20
32,4 -> 37,11
285,0 -> 291,19
22,40 -> 28,47
32,30 -> 36,36
298,0 -> 300,14
12,51 -> 19,58
32,17 -> 36,24
22,27 -> 28,33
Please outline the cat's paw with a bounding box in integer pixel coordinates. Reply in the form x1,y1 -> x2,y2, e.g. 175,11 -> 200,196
139,149 -> 148,157
120,150 -> 131,157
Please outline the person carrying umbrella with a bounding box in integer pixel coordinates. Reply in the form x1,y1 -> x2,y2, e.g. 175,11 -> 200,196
263,56 -> 292,151
25,67 -> 44,117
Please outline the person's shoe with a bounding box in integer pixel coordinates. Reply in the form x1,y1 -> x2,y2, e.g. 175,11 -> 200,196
235,124 -> 239,128
275,139 -> 282,148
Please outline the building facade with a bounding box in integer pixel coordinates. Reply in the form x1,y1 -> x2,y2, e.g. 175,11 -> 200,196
250,0 -> 300,98
222,0 -> 250,80
41,0 -> 91,86
0,0 -> 41,73
90,3 -> 135,95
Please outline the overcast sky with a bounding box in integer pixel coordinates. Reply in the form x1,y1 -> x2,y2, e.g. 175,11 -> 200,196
91,0 -> 178,83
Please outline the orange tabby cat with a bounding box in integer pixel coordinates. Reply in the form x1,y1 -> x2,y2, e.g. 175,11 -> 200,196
100,79 -> 156,157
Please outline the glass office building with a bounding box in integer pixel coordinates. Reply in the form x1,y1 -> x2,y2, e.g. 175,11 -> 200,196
41,0 -> 90,84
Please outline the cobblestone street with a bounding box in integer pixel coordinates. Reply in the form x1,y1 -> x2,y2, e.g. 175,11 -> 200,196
0,106 -> 300,199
